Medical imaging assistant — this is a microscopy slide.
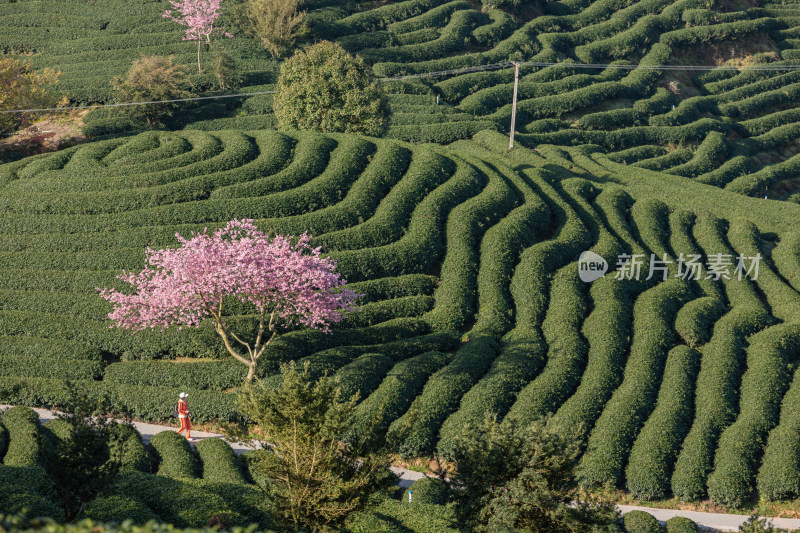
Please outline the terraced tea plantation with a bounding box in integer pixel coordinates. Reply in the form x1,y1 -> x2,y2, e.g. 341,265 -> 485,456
11,0 -> 800,201
0,405 -> 276,527
6,0 -> 799,200
2,125 -> 800,509
5,0 -> 800,513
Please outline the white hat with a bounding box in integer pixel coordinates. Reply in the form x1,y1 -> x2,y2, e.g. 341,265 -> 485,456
179,392 -> 188,398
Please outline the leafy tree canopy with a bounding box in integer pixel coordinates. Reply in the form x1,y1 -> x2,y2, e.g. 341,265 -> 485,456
273,41 -> 389,137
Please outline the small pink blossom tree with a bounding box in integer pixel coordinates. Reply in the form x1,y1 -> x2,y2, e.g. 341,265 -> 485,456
163,0 -> 232,74
98,219 -> 359,383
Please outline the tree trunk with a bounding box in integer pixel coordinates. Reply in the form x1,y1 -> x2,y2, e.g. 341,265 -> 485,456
245,361 -> 256,383
197,40 -> 202,74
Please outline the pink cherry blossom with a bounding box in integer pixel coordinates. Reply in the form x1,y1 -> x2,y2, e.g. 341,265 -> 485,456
98,219 -> 360,382
163,0 -> 232,73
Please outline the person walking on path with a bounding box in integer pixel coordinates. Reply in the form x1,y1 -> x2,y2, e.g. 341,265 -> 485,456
175,392 -> 192,441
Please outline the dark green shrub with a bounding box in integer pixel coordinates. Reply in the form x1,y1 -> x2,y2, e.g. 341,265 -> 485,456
149,431 -> 200,480
345,499 -> 460,533
110,471 -> 243,528
108,423 -> 151,473
625,346 -> 699,500
1,406 -> 42,467
393,336 -> 500,457
273,41 -> 389,136
579,279 -> 693,488
190,481 -> 276,527
623,510 -> 659,533
196,438 -> 245,484
666,516 -> 697,533
82,495 -> 158,524
0,464 -> 55,497
409,477 -> 449,505
112,55 -> 194,129
0,492 -> 65,521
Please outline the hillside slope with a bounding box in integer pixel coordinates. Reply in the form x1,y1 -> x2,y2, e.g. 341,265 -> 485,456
8,0 -> 800,201
2,129 -> 800,508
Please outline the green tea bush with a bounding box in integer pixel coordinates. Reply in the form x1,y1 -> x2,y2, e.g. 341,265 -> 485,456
82,495 -> 159,524
1,406 -> 42,467
347,275 -> 438,304
345,499 -> 459,533
554,279 -> 633,436
549,189 -> 637,433
108,423 -> 151,473
674,297 -> 727,348
707,323 -> 800,507
196,438 -> 245,485
668,132 -> 727,178
333,353 -> 394,401
0,356 -> 102,381
671,215 -> 772,501
695,156 -> 749,187
149,431 -> 200,480
665,516 -> 697,533
190,481 -> 275,527
408,477 -> 449,504
625,346 -> 698,500
316,0 -> 448,39
471,158 -> 550,337
104,360 -> 245,390
347,351 -> 451,445
0,425 -> 6,462
578,108 -> 645,131
0,492 -> 65,521
0,459 -> 59,519
579,279 -> 693,488
392,336 -> 500,456
623,510 -> 659,533
110,471 -> 243,528
757,363 -> 800,501
290,331 -> 459,382
333,158 -> 483,281
425,157 -> 516,331
504,265 -> 587,423
359,11 -> 481,64
633,149 -> 693,171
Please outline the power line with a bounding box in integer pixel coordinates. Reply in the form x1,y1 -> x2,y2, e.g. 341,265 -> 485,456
377,60 -> 800,81
3,58 -> 800,114
0,90 -> 276,115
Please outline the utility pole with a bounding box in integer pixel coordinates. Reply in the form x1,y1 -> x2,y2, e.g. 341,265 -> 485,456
509,61 -> 520,150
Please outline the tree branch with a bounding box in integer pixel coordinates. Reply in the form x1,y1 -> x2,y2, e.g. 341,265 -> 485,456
213,321 -> 253,368
254,305 -> 267,350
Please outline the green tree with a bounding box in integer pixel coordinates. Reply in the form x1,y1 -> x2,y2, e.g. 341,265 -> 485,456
247,0 -> 306,58
441,416 -> 621,532
234,361 -> 393,532
112,55 -> 194,129
0,57 -> 60,134
273,41 -> 389,136
41,387 -> 127,521
210,50 -> 243,91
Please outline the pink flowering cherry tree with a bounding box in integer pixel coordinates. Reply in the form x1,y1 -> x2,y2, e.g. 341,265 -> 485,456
163,0 -> 232,73
98,219 -> 360,383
